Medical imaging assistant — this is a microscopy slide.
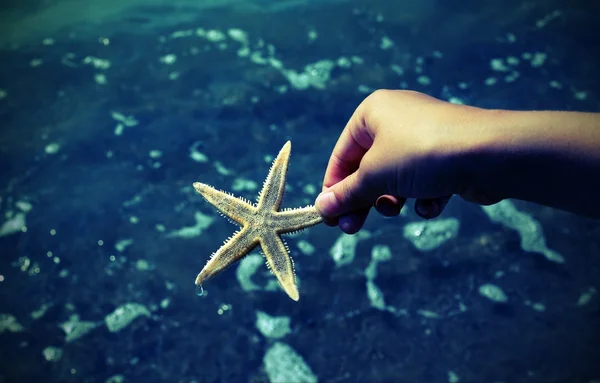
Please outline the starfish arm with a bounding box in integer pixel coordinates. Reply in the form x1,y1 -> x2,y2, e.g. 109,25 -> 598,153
195,227 -> 258,286
260,231 -> 300,301
257,141 -> 291,211
193,182 -> 255,225
274,206 -> 323,234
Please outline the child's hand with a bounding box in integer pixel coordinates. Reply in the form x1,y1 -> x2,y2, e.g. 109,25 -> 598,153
315,90 -> 501,234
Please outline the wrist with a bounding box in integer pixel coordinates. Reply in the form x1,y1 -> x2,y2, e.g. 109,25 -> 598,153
453,108 -> 518,204
464,108 -> 600,216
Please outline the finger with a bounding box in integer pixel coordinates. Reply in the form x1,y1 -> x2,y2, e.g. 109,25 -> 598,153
338,207 -> 371,234
322,108 -> 375,190
414,196 -> 452,219
316,167 -> 386,219
375,195 -> 406,217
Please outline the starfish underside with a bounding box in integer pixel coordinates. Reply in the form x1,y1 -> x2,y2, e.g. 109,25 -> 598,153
193,141 -> 322,301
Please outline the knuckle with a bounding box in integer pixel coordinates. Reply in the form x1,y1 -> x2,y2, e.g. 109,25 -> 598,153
340,175 -> 358,203
347,170 -> 377,205
330,153 -> 356,174
360,89 -> 403,131
364,89 -> 392,109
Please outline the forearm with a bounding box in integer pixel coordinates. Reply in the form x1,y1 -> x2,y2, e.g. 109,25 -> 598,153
473,109 -> 600,218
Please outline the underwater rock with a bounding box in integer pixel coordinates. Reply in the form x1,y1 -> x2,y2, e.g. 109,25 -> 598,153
296,240 -> 315,256
0,314 -> 25,333
364,245 -> 392,282
0,212 -> 26,237
403,218 -> 460,251
481,200 -> 564,263
478,283 -> 509,303
329,231 -> 371,267
255,311 -> 291,339
263,342 -> 317,383
236,254 -> 264,292
59,314 -> 98,342
366,280 -> 386,310
167,211 -> 214,238
364,245 -> 394,311
42,346 -> 63,362
104,303 -> 150,333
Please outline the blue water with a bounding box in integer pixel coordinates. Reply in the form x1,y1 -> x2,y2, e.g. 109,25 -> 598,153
1,1 -> 599,382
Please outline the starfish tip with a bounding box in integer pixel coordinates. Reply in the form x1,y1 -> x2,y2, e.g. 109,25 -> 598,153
282,283 -> 300,301
289,291 -> 300,302
194,272 -> 204,286
281,140 -> 291,154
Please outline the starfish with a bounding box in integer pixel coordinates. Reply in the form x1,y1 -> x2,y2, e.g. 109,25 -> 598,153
193,141 -> 323,301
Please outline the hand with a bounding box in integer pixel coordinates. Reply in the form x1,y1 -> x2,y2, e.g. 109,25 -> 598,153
315,89 -> 502,234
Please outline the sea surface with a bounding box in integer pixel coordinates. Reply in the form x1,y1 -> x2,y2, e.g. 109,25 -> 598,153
1,1 -> 599,382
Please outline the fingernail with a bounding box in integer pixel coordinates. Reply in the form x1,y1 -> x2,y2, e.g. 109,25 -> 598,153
315,191 -> 340,217
339,214 -> 358,234
417,201 -> 440,218
375,197 -> 399,217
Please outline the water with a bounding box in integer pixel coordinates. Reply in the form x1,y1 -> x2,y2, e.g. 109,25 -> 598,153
1,1 -> 600,382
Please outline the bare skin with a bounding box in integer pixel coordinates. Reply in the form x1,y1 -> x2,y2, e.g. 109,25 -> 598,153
315,89 -> 600,234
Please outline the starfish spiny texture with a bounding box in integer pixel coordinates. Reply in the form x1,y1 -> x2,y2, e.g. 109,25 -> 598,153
193,141 -> 323,301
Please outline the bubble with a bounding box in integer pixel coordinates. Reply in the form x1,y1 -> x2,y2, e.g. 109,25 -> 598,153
195,284 -> 205,297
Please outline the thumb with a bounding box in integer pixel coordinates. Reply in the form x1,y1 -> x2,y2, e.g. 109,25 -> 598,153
315,170 -> 384,218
